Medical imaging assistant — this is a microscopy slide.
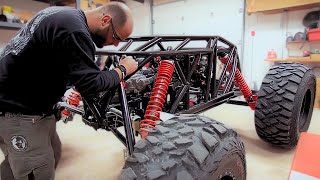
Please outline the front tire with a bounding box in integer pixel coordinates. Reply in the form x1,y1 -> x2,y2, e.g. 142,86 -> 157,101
255,62 -> 316,148
119,115 -> 246,180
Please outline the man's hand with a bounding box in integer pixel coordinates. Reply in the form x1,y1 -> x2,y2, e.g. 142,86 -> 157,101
119,56 -> 138,76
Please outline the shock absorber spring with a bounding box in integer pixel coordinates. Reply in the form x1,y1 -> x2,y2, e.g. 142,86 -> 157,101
234,69 -> 254,100
220,56 -> 257,110
140,60 -> 174,138
67,90 -> 81,106
61,89 -> 81,122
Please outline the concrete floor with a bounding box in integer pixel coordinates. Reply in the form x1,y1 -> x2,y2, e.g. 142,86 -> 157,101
1,104 -> 319,180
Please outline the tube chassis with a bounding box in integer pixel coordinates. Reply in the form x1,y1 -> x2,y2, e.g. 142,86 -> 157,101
62,36 -> 249,156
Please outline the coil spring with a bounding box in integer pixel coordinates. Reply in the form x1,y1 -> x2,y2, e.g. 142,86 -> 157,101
67,90 -> 81,106
220,56 -> 255,109
62,90 -> 81,119
140,60 -> 174,138
234,69 -> 252,99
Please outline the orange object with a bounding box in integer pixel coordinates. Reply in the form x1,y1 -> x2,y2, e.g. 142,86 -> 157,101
308,28 -> 320,41
288,132 -> 320,179
267,49 -> 278,59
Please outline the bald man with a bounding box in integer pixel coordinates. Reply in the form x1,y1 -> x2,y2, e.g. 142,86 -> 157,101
0,2 -> 137,179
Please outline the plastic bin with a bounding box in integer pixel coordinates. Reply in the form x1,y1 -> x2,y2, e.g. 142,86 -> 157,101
308,28 -> 320,41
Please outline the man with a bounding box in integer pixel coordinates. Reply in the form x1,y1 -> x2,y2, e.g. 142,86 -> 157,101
0,2 -> 137,179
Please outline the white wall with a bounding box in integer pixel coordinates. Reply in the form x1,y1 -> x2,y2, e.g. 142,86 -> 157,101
244,7 -> 320,90
98,0 -> 152,51
126,0 -> 151,36
243,12 -> 283,90
146,0 -> 320,90
152,0 -> 245,56
150,0 -> 320,90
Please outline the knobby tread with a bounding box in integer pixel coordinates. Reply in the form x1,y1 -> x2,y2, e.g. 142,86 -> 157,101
255,63 -> 315,148
119,115 -> 246,180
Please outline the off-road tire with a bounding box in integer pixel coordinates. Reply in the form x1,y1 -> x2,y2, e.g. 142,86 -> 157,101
255,63 -> 316,148
119,115 -> 246,180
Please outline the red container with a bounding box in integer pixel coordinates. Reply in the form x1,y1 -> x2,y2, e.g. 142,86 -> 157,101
267,49 -> 277,59
308,28 -> 320,41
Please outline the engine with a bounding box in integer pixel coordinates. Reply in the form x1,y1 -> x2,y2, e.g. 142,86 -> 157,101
81,55 -> 216,131
125,69 -> 155,93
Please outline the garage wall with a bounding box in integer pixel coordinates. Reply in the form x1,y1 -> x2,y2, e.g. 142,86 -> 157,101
152,0 -> 245,56
0,29 -> 18,49
151,0 -> 320,90
125,0 -> 151,36
0,0 -> 150,50
98,0 -> 151,51
0,0 -> 49,49
244,7 -> 320,90
243,12 -> 283,89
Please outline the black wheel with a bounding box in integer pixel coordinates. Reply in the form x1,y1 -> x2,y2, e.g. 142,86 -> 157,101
255,62 -> 316,148
119,115 -> 246,180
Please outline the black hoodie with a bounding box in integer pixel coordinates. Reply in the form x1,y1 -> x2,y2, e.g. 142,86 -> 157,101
0,7 -> 120,114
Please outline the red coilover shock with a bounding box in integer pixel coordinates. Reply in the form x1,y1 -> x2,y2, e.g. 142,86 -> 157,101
62,90 -> 81,119
219,55 -> 257,110
140,60 -> 174,138
67,90 -> 81,106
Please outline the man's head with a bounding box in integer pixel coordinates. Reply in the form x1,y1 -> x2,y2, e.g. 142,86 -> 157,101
85,2 -> 133,48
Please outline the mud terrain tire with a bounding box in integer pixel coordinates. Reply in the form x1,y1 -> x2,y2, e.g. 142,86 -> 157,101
119,115 -> 246,180
255,63 -> 316,148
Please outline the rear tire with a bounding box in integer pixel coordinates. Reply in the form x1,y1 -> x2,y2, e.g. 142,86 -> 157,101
119,115 -> 246,180
255,63 -> 316,148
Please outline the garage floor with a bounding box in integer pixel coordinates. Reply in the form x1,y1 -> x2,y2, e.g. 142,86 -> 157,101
0,104 -> 319,180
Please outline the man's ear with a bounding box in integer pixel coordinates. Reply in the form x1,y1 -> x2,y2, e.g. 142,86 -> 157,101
101,14 -> 112,26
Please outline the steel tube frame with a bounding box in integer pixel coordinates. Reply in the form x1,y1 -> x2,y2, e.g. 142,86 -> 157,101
83,35 -> 243,155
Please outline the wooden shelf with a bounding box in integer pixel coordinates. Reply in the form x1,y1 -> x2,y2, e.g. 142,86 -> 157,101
0,21 -> 24,30
287,41 -> 308,44
265,57 -> 320,63
247,0 -> 320,14
287,40 -> 320,44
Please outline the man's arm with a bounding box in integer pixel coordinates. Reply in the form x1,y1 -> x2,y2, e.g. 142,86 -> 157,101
62,31 -> 123,95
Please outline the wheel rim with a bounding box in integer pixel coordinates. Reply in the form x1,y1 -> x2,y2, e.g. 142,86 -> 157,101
211,153 -> 245,180
299,89 -> 312,130
220,175 -> 234,180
